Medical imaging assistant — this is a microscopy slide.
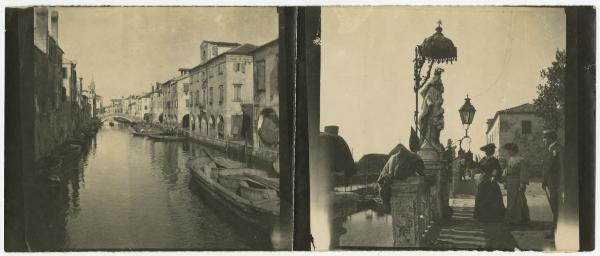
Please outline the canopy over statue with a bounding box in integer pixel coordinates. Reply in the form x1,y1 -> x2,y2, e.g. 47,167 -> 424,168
418,67 -> 445,151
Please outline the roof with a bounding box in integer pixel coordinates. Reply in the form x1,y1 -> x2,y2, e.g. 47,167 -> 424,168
319,132 -> 357,176
226,43 -> 258,55
497,103 -> 537,114
190,43 -> 258,71
202,40 -> 241,47
356,153 -> 389,173
250,39 -> 278,54
486,103 -> 537,134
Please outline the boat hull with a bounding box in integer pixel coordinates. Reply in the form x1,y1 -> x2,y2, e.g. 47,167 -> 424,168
189,167 -> 278,238
147,134 -> 186,141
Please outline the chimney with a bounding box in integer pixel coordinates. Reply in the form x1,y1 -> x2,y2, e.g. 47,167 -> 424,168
324,125 -> 339,135
34,7 -> 49,53
50,11 -> 59,42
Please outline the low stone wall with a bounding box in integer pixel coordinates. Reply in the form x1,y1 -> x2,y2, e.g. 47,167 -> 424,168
390,176 -> 435,247
188,133 -> 279,171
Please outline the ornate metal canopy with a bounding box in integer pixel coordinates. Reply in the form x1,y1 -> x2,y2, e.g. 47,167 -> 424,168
419,20 -> 457,64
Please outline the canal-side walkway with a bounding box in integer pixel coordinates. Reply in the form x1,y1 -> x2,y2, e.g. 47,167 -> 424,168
432,180 -> 555,250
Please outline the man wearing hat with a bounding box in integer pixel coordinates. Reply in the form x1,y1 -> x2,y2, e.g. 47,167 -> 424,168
541,129 -> 563,239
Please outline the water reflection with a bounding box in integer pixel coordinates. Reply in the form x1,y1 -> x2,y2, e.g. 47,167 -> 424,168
26,124 -> 254,250
338,208 -> 394,248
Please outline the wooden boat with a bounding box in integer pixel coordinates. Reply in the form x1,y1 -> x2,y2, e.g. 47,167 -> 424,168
132,130 -> 164,137
188,149 -> 280,236
147,134 -> 186,141
66,137 -> 87,146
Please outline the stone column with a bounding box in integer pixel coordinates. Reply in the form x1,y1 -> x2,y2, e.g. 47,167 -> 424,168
418,140 -> 449,221
391,176 -> 431,247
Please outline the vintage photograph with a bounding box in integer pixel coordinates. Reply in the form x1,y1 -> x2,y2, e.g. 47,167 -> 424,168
5,6 -> 289,251
310,6 -> 580,251
4,4 -> 595,253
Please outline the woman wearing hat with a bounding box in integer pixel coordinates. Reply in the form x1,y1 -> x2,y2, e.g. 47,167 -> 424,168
473,143 -> 505,222
502,142 -> 530,225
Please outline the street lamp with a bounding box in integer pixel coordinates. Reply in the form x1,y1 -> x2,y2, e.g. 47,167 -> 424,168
458,94 -> 476,138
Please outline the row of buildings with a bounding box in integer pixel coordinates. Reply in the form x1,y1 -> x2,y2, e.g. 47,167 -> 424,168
106,38 -> 280,156
32,7 -> 100,161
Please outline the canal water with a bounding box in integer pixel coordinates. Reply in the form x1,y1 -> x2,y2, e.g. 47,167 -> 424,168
338,209 -> 393,247
27,124 -> 260,250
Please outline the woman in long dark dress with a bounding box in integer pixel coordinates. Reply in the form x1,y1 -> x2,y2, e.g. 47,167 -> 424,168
473,143 -> 506,222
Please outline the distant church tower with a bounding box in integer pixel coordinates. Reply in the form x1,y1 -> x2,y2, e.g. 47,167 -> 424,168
89,74 -> 96,118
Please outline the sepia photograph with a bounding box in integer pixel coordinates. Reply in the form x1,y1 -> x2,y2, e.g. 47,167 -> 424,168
310,6 -> 586,251
5,6 -> 290,251
4,3 -> 595,254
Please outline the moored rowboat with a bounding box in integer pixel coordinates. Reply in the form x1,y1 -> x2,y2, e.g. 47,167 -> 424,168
147,134 -> 186,141
132,130 -> 165,137
188,155 -> 279,237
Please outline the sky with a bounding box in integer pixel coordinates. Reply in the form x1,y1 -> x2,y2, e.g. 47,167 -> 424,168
53,7 -> 278,100
320,6 -> 566,159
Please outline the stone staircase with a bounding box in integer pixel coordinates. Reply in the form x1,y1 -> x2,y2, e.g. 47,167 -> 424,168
434,206 -> 486,249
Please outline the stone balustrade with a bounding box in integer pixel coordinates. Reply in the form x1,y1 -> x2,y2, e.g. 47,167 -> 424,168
390,176 -> 435,247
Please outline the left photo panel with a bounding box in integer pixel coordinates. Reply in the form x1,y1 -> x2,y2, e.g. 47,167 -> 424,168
5,6 -> 291,251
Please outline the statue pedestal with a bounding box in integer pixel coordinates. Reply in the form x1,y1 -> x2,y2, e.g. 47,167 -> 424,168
390,177 -> 432,247
418,141 -> 450,221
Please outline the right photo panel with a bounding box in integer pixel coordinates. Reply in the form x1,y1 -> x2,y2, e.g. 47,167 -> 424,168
310,6 -> 580,251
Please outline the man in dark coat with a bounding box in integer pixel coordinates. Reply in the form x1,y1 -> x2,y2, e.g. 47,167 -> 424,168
541,129 -> 563,239
377,144 -> 425,212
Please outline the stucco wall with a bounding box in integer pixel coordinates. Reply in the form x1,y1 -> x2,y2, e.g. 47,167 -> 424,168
251,42 -> 279,150
496,113 -> 546,177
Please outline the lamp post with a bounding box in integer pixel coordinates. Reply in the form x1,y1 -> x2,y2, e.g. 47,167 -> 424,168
458,94 -> 476,150
459,94 -> 476,137
410,20 -> 457,152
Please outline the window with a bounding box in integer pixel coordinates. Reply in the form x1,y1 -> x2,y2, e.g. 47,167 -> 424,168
212,46 -> 218,56
209,68 -> 213,78
256,61 -> 266,91
219,85 -> 224,104
234,84 -> 242,101
218,64 -> 224,75
209,87 -> 213,104
202,50 -> 206,60
234,63 -> 246,73
203,88 -> 207,105
62,67 -> 68,79
186,99 -> 190,107
196,90 -> 200,106
521,120 -> 532,134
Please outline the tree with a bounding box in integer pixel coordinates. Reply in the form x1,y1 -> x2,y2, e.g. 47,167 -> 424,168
533,49 -> 566,130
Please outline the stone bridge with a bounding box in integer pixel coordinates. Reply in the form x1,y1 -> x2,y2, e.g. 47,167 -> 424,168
98,113 -> 141,123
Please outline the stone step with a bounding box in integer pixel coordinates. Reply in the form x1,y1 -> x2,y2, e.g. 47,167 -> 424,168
443,228 -> 485,234
436,238 -> 486,247
438,233 -> 486,242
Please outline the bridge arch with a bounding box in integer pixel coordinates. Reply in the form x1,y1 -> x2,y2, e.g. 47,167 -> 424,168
99,113 -> 136,123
